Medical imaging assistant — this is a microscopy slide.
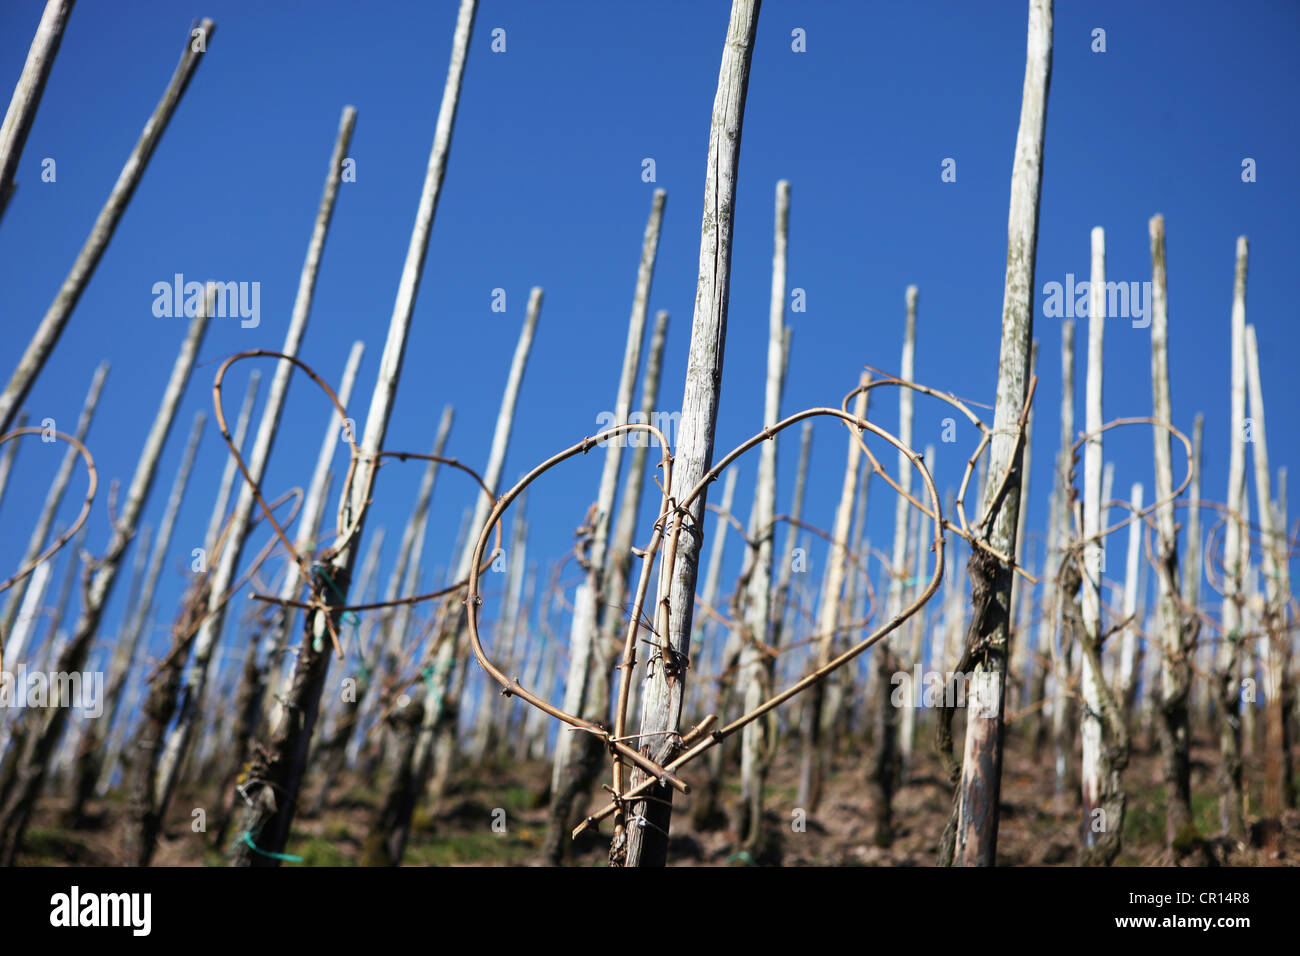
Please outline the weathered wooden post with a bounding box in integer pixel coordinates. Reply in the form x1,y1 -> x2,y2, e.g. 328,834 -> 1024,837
615,0 -> 760,868
1116,482 -> 1144,719
72,407 -> 204,819
1243,324 -> 1289,817
949,0 -> 1051,867
229,0 -> 478,865
261,342 -> 366,726
151,105 -> 357,850
602,310 -> 671,735
546,190 -> 665,862
1076,227 -> 1128,865
0,362 -> 107,644
734,179 -> 789,848
419,290 -> 539,811
888,287 -> 918,779
1217,236 -> 1249,840
1147,214 -> 1195,846
367,291 -> 537,866
0,0 -> 76,220
803,374 -> 868,812
0,18 -> 216,434
0,290 -> 210,865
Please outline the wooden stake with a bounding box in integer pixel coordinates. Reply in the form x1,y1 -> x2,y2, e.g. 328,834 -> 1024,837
618,0 -> 760,869
261,341 -> 365,718
547,190 -> 665,859
153,105 -> 357,834
0,362 -> 107,642
1075,227 -> 1128,865
0,290 -> 211,864
1147,213 -> 1194,846
950,0 -> 1051,867
229,0 -> 479,866
0,413 -> 28,509
81,408 -> 205,805
1116,483 -> 1144,717
0,0 -> 76,220
0,18 -> 216,434
416,288 -> 540,818
1217,236 -> 1249,840
603,308 -> 671,730
736,179 -> 789,847
1243,324 -> 1288,816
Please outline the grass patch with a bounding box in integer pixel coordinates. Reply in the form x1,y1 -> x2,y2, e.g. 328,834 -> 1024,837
284,835 -> 353,866
1190,790 -> 1218,836
1122,784 -> 1166,848
321,820 -> 354,843
411,807 -> 436,834
21,827 -> 93,864
1119,785 -> 1215,861
333,785 -> 380,809
405,829 -> 534,866
493,785 -> 536,814
765,783 -> 798,805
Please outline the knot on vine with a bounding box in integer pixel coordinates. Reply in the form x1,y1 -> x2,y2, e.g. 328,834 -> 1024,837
646,644 -> 690,682
573,502 -> 598,572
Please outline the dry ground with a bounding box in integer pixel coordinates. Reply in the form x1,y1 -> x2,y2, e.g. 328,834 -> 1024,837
13,727 -> 1298,866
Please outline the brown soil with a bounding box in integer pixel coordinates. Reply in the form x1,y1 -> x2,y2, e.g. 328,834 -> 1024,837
14,729 -> 1298,866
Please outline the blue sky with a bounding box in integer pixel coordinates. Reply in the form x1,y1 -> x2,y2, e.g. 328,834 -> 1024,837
1,1 -> 1297,702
